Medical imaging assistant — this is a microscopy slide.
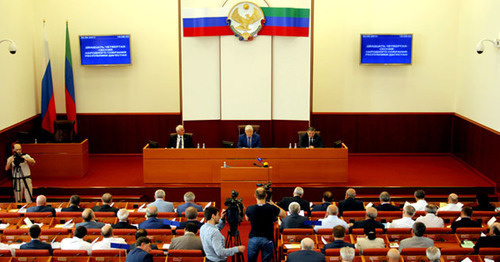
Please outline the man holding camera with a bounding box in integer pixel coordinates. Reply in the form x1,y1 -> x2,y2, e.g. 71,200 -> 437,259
245,187 -> 286,262
5,143 -> 35,203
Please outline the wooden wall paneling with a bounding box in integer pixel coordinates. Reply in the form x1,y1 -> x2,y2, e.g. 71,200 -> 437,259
183,120 -> 220,148
271,120 -> 309,148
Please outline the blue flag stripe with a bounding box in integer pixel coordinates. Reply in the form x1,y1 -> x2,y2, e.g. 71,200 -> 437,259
41,61 -> 54,118
183,17 -> 228,28
65,58 -> 75,100
265,17 -> 309,28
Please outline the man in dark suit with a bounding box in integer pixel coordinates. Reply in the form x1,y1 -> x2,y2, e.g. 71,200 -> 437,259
61,195 -> 84,212
280,202 -> 312,232
338,188 -> 364,216
20,225 -> 53,255
474,222 -> 500,254
75,208 -> 105,229
321,225 -> 354,254
138,206 -> 171,229
237,125 -> 261,148
278,187 -> 311,217
312,191 -> 333,212
126,237 -> 153,262
26,195 -> 56,216
287,238 -> 325,262
349,207 -> 385,233
167,125 -> 194,148
375,191 -> 400,211
129,229 -> 158,250
92,193 -> 119,214
298,127 -> 324,148
113,209 -> 137,229
451,206 -> 482,233
177,207 -> 203,230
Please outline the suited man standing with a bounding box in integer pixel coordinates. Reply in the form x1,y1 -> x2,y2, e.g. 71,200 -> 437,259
299,127 -> 323,148
451,206 -> 481,233
20,225 -> 53,255
237,125 -> 261,148
286,238 -> 325,262
26,195 -> 56,217
167,125 -> 194,148
338,188 -> 364,216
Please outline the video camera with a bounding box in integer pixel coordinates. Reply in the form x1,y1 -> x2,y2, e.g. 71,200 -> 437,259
13,152 -> 25,167
256,182 -> 272,202
224,190 -> 244,233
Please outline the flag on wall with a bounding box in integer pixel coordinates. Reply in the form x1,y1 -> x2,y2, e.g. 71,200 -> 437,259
64,22 -> 77,133
41,21 -> 57,133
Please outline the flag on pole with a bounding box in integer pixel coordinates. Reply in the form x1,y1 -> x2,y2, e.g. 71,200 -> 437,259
64,21 -> 77,133
41,21 -> 57,133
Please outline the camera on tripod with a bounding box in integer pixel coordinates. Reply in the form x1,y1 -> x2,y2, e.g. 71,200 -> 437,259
224,190 -> 244,233
13,152 -> 25,167
256,182 -> 272,202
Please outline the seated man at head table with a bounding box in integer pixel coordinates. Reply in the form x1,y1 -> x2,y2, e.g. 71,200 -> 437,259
299,126 -> 324,148
167,125 -> 194,148
237,125 -> 261,148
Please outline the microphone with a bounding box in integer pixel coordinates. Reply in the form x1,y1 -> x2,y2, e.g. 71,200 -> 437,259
253,162 -> 263,168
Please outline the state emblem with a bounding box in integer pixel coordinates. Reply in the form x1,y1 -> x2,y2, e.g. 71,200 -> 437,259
227,2 -> 266,41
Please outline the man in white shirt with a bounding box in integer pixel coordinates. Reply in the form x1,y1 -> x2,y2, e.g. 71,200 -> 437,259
437,193 -> 462,212
415,204 -> 444,228
314,205 -> 348,232
147,189 -> 174,213
91,225 -> 127,250
388,205 -> 416,228
60,226 -> 92,254
404,190 -> 428,212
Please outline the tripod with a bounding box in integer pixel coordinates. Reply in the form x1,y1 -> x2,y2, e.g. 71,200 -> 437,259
12,165 -> 32,203
226,228 -> 244,262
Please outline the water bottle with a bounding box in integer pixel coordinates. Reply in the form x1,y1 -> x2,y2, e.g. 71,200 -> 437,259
289,143 -> 292,149
197,143 -> 200,149
203,143 -> 205,149
294,143 -> 297,148
34,139 -> 38,144
223,161 -> 227,168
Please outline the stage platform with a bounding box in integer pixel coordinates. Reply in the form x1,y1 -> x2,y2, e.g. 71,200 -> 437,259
0,153 -> 496,205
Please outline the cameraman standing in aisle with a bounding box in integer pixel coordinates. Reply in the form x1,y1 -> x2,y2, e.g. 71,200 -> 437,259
245,186 -> 286,262
5,143 -> 36,203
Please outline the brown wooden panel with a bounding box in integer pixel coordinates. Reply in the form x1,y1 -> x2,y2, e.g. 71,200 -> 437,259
221,181 -> 268,208
272,120 -> 310,148
220,167 -> 270,181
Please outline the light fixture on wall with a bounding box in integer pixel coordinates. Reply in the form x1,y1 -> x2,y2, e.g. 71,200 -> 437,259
476,35 -> 500,54
0,39 -> 17,54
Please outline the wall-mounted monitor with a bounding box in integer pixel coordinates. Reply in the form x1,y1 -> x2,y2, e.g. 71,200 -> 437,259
360,34 -> 413,65
79,35 -> 131,66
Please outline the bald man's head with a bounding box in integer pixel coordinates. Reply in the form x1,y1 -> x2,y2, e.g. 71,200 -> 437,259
366,207 -> 377,219
36,195 -> 47,206
448,193 -> 458,204
101,224 -> 113,238
346,188 -> 356,198
387,249 -> 400,262
82,208 -> 95,222
300,238 -> 314,250
327,205 -> 339,216
146,205 -> 158,218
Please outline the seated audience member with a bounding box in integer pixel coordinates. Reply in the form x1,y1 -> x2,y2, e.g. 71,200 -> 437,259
129,229 -> 158,250
299,127 -> 324,148
355,228 -> 385,254
280,202 -> 312,232
126,237 -> 153,262
178,206 -> 203,230
398,222 -> 434,252
92,225 -> 127,250
473,222 -> 500,253
278,186 -> 311,217
286,237 -> 325,262
338,188 -> 364,216
387,205 -> 415,228
314,205 -> 348,232
20,225 -> 53,255
437,193 -> 462,212
386,249 -> 400,262
147,189 -> 174,213
473,192 -> 496,211
426,246 -> 441,262
26,195 -> 56,216
321,225 -> 354,254
169,222 -> 203,251
404,190 -> 427,212
237,125 -> 261,148
75,208 -> 105,229
60,226 -> 92,253
415,204 -> 444,228
167,125 -> 194,148
176,191 -> 203,216
451,206 -> 481,233
375,191 -> 400,211
92,193 -> 119,214
139,206 -> 171,229
113,208 -> 137,229
312,191 -> 333,212
339,247 -> 355,262
61,195 -> 84,212
349,207 -> 385,233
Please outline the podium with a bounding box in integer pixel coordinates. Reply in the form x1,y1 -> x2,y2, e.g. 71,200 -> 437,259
220,166 -> 271,209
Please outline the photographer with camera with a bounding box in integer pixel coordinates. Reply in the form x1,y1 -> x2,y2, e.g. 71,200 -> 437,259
245,187 -> 286,262
5,143 -> 35,203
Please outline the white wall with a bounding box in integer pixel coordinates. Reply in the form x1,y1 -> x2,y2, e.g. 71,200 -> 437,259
456,0 -> 500,132
0,0 -> 37,131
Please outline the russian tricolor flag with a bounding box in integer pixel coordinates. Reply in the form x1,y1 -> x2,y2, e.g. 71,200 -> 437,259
65,22 -> 77,133
41,22 -> 56,134
182,7 -> 310,38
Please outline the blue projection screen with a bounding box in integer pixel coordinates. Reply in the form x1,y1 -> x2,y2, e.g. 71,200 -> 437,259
360,34 -> 413,65
79,35 -> 131,66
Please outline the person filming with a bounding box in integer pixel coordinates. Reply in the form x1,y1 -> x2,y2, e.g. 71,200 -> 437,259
5,143 -> 36,203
